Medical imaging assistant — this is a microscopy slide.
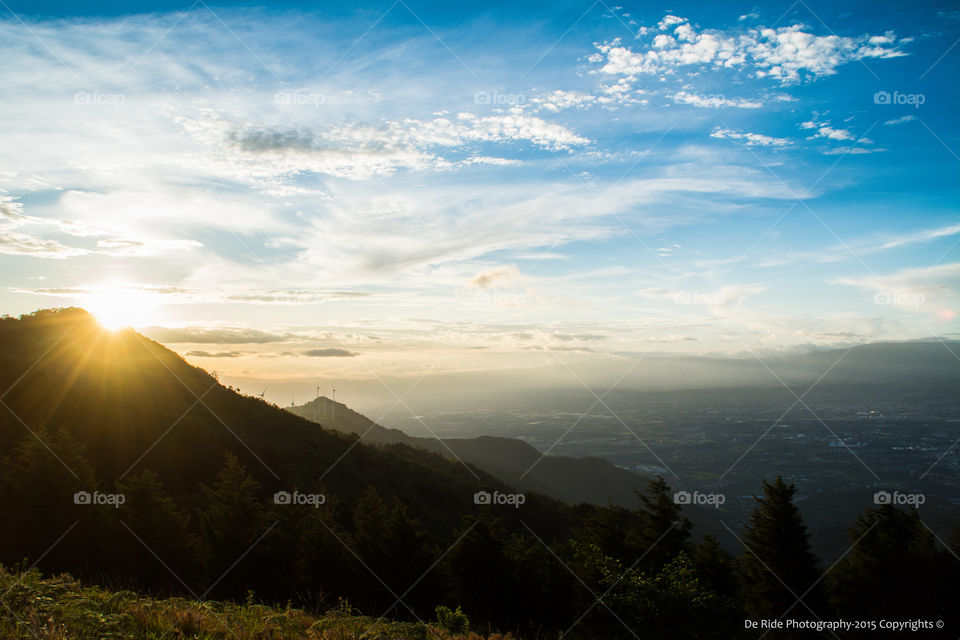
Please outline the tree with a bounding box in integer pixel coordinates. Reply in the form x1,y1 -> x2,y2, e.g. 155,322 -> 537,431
0,427 -> 100,575
570,541 -> 722,639
114,470 -> 201,591
829,505 -> 955,636
692,535 -> 743,637
632,476 -> 691,570
577,504 -> 642,563
442,517 -> 514,626
738,477 -> 827,630
196,454 -> 271,598
348,487 -> 437,616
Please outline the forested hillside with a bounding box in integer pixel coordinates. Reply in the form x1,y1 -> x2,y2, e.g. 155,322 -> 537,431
1,309 -> 957,638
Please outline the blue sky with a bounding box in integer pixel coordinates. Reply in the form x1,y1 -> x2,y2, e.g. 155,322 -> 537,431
1,0 -> 958,381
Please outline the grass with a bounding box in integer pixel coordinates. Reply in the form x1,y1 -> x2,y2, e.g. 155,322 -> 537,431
0,566 -> 516,640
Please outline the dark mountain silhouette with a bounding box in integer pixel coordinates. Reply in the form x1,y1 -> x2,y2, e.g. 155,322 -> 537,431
288,395 -> 654,506
0,308 -> 565,534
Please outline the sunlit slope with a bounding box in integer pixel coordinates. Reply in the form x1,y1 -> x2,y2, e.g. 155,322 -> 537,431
0,308 -> 564,532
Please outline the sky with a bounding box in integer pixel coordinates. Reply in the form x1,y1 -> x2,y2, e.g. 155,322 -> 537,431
1,0 -> 958,389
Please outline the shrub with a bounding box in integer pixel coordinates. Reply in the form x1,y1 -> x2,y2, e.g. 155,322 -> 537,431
435,605 -> 469,633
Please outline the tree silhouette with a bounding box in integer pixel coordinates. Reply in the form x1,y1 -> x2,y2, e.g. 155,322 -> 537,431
633,476 -> 691,570
114,469 -> 200,590
197,454 -> 272,598
0,428 -> 99,575
738,477 -> 826,630
830,504 -> 955,636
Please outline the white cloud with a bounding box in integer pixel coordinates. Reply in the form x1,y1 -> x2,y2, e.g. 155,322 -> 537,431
593,16 -> 907,84
820,146 -> 885,155
181,110 -> 591,182
710,128 -> 791,146
636,283 -> 766,309
801,120 -> 855,141
672,91 -> 763,108
759,222 -> 960,266
658,15 -> 687,30
832,263 -> 960,313
532,89 -> 600,112
800,119 -> 875,150
884,115 -> 916,126
0,232 -> 87,259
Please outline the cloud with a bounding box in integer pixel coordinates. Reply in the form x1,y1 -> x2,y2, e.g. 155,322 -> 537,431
672,91 -> 762,108
0,232 -> 87,259
884,115 -> 916,126
635,284 -> 766,307
592,16 -> 906,84
832,263 -> 960,312
820,146 -> 886,155
214,110 -> 590,181
303,348 -> 359,357
759,223 -> 960,266
0,192 -> 25,219
471,265 -> 520,289
710,128 -> 791,146
800,120 -> 858,141
658,15 -> 687,30
143,327 -> 290,344
532,90 -> 599,112
185,350 -> 245,358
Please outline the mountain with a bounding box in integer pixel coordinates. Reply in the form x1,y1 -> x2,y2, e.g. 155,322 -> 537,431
288,396 -> 653,507
0,308 -> 564,533
2,309 -> 957,638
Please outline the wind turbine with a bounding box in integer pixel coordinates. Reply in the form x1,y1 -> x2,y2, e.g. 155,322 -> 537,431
258,387 -> 266,399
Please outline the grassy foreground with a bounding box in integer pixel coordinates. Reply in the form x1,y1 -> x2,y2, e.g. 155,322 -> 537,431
0,567 -> 515,640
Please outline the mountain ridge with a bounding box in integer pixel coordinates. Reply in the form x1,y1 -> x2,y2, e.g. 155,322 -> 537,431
287,395 -> 654,507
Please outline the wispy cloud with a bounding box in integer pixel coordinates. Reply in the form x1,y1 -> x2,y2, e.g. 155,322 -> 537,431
304,348 -> 359,357
758,223 -> 960,267
672,91 -> 762,109
710,128 -> 790,146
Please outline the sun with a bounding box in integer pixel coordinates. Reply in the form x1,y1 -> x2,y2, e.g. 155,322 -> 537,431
81,285 -> 159,331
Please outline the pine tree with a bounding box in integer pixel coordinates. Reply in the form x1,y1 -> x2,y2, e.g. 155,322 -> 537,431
692,535 -> 743,637
114,470 -> 201,591
632,476 -> 691,570
196,454 -> 271,597
738,477 -> 826,629
442,517 -> 514,626
829,505 -> 954,635
348,487 -> 436,615
0,427 -> 99,574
